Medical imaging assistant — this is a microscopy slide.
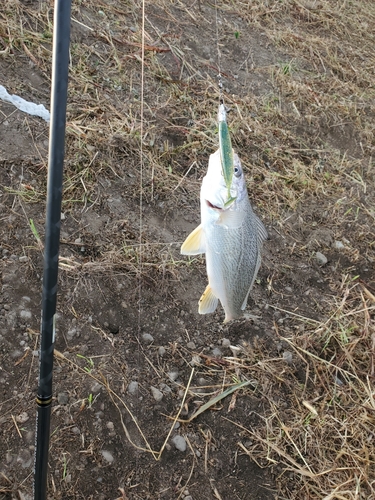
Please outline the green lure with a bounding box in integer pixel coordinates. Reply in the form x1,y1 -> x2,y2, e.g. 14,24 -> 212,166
218,104 -> 236,206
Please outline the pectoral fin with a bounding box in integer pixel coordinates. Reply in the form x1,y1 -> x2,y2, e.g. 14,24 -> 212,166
198,285 -> 218,314
181,224 -> 206,255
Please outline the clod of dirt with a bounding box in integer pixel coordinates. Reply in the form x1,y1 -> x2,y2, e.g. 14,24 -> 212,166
57,392 -> 69,405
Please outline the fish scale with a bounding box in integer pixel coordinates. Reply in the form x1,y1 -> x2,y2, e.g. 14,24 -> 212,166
204,195 -> 264,320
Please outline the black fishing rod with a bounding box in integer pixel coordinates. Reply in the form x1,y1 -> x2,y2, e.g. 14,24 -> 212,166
34,1 -> 71,498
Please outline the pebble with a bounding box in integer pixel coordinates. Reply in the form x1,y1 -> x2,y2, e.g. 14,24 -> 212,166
4,304 -> 10,311
101,450 -> 114,463
186,341 -> 196,350
20,310 -> 32,319
71,427 -> 80,435
106,421 -> 114,431
168,370 -> 179,382
315,252 -> 328,265
334,240 -> 345,250
283,351 -> 293,365
142,333 -> 154,344
212,347 -> 222,357
190,355 -> 202,366
19,255 -> 28,262
90,382 -> 102,393
57,392 -> 69,405
222,338 -> 231,348
151,386 -> 163,402
158,346 -> 166,356
16,412 -> 29,424
172,435 -> 187,452
160,383 -> 172,394
229,345 -> 242,356
128,381 -> 139,395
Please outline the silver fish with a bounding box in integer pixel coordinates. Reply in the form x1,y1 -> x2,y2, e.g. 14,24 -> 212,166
181,149 -> 267,322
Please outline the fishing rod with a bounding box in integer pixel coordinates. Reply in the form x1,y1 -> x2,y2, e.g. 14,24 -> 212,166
33,1 -> 71,498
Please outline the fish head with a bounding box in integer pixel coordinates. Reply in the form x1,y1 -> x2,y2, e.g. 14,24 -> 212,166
201,149 -> 247,226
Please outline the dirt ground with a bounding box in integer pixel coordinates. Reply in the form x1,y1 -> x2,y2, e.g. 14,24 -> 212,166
1,1 -> 375,499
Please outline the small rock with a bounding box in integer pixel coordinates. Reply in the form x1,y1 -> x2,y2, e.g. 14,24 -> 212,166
16,412 -> 29,424
168,370 -> 179,382
142,333 -> 154,344
212,347 -> 222,357
91,382 -> 102,393
159,383 -> 172,394
229,345 -> 242,356
128,381 -> 139,395
19,255 -> 28,263
172,435 -> 187,452
334,240 -> 345,250
106,421 -> 114,431
222,338 -> 231,348
151,386 -> 163,402
158,346 -> 166,356
190,355 -> 202,366
315,252 -> 328,265
198,377 -> 209,386
20,310 -> 32,319
57,392 -> 69,405
71,427 -> 80,435
101,450 -> 114,463
186,341 -> 196,350
283,351 -> 293,365
4,304 -> 10,311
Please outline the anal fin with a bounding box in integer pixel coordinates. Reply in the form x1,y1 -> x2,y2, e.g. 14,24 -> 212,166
181,224 -> 206,255
198,285 -> 218,315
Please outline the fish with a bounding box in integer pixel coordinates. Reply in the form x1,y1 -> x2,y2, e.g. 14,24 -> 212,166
181,148 -> 267,322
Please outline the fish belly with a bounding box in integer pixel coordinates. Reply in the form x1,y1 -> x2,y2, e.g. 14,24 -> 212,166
204,201 -> 261,321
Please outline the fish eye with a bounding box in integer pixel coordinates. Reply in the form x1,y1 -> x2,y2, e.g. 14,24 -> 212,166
234,165 -> 242,178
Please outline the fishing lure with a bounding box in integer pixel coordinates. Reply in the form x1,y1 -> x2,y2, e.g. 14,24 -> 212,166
218,103 -> 236,206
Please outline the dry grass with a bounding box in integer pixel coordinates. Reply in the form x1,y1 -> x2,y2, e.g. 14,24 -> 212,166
1,0 -> 375,498
223,281 -> 375,499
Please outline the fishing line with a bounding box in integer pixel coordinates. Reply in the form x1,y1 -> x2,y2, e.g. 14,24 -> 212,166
214,0 -> 224,106
136,0 -> 146,476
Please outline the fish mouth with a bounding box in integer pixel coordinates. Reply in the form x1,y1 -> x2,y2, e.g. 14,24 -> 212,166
205,200 -> 222,210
